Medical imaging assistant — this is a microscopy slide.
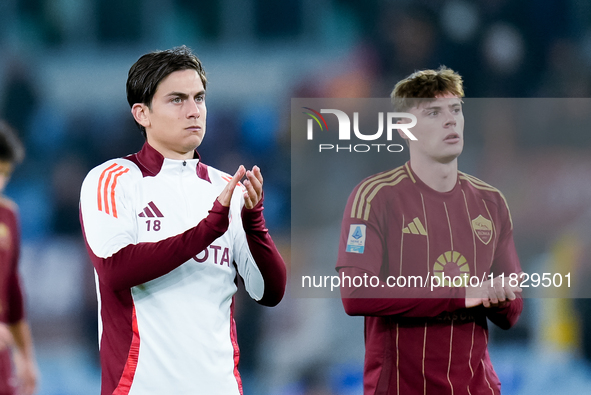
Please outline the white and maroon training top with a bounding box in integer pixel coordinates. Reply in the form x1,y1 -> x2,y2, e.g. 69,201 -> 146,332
80,142 -> 285,395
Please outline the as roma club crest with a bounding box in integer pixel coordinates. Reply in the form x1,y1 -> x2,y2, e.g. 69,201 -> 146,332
471,215 -> 492,245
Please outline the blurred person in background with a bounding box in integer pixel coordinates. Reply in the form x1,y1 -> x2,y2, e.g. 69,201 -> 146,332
79,46 -> 286,394
336,67 -> 523,394
0,121 -> 37,395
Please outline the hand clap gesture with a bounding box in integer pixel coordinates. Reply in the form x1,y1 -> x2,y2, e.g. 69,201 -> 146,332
217,165 -> 263,208
242,166 -> 263,209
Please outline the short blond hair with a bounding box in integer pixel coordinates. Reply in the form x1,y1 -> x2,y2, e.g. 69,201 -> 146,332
391,66 -> 464,111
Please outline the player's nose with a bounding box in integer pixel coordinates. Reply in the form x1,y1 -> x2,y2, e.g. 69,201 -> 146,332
443,110 -> 456,127
186,99 -> 201,118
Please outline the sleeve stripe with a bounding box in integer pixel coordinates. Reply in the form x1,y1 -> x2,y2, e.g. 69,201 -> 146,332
97,163 -> 130,218
103,166 -> 123,215
351,167 -> 405,219
459,172 -> 497,190
110,168 -> 130,218
350,168 -> 401,218
352,173 -> 408,220
97,163 -> 118,212
362,174 -> 408,221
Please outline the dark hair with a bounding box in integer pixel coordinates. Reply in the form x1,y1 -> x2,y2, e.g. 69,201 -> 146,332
126,45 -> 207,138
391,66 -> 464,111
0,120 -> 25,165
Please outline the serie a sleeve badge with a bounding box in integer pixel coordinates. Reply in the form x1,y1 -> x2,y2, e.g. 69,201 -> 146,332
346,224 -> 366,253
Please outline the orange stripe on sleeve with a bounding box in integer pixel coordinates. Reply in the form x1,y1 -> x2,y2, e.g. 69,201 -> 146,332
110,168 -> 130,219
103,166 -> 123,215
97,163 -> 119,212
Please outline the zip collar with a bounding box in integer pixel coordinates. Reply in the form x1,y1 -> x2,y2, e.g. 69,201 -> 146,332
124,142 -> 211,182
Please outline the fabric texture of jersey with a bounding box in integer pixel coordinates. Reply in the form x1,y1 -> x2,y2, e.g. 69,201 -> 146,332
336,162 -> 523,395
0,198 -> 24,395
80,142 -> 285,395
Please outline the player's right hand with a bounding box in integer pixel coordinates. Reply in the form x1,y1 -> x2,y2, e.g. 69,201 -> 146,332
0,323 -> 13,351
217,166 -> 246,207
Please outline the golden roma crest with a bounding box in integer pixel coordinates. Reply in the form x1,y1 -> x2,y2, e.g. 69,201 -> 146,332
471,215 -> 492,245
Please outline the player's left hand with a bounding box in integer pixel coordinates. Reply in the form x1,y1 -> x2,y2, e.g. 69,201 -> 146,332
243,166 -> 263,209
466,273 -> 522,308
482,273 -> 523,308
217,166 -> 246,207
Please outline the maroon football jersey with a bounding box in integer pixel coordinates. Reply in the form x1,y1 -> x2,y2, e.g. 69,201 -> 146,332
337,162 -> 523,395
0,198 -> 24,395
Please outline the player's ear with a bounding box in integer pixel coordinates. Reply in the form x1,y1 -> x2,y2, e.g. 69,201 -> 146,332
396,120 -> 411,144
132,103 -> 151,128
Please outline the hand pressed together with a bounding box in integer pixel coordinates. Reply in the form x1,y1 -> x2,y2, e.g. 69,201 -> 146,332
465,273 -> 523,308
242,165 -> 263,209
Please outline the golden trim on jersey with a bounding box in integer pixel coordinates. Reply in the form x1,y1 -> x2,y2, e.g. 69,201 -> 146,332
447,320 -> 455,394
361,173 -> 408,221
420,193 -> 430,274
458,172 -> 513,229
468,322 -> 476,383
404,162 -> 416,183
461,188 -> 479,277
350,166 -> 406,219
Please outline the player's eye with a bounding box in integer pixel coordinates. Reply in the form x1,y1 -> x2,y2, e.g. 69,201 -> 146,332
196,95 -> 205,102
172,97 -> 182,103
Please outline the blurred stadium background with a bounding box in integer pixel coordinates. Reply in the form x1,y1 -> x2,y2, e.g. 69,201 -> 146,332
1,0 -> 591,394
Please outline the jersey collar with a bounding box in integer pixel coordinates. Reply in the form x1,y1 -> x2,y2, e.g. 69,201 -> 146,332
406,161 -> 461,198
125,142 -> 211,183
